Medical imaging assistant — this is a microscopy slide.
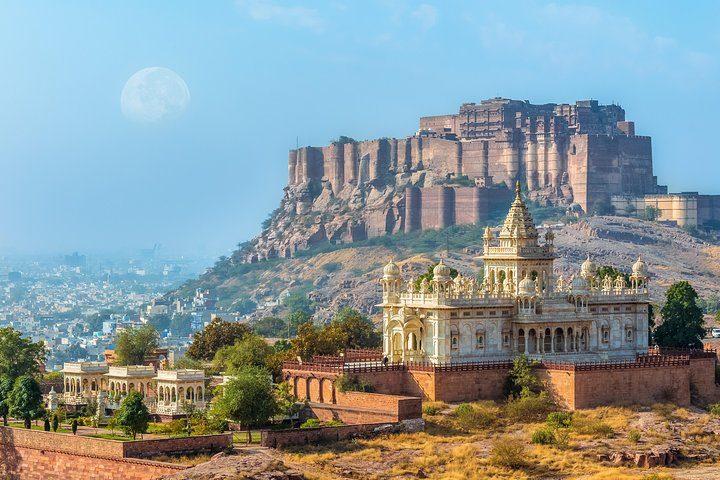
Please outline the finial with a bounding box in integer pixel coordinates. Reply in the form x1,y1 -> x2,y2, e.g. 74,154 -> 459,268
515,180 -> 521,198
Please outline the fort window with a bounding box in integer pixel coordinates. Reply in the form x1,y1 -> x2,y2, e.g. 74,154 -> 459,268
463,311 -> 472,317
476,333 -> 484,349
602,327 -> 609,343
450,312 -> 458,318
451,335 -> 458,350
503,334 -> 510,347
626,329 -> 633,342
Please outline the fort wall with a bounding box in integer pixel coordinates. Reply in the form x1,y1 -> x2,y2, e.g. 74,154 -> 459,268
0,427 -> 188,480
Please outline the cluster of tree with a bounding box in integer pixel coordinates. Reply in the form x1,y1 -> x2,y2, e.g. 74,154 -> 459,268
114,324 -> 160,366
595,265 -> 631,287
412,263 -> 459,292
697,293 -> 720,316
653,281 -> 706,348
0,327 -> 47,428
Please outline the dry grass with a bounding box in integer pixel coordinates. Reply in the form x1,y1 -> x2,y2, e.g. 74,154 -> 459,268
279,403 -> 718,479
422,400 -> 449,416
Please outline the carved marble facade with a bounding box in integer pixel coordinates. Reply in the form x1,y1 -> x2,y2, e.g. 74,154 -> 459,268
379,182 -> 650,363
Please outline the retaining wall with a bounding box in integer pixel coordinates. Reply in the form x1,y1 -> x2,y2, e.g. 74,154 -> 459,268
260,422 -> 391,448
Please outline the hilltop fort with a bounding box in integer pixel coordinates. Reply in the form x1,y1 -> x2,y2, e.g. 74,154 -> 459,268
249,98 -> 720,262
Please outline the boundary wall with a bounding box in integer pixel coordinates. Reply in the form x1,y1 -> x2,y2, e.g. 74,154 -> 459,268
0,427 -> 232,480
283,350 -> 720,410
261,422 -> 392,448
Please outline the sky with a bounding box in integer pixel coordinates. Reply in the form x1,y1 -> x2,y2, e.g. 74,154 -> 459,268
0,1 -> 718,257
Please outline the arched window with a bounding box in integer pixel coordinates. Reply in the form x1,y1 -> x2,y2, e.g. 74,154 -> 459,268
450,326 -> 459,350
476,332 -> 484,349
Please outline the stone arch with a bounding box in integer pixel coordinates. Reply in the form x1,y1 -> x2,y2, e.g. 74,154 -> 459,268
187,386 -> 194,401
171,387 -> 177,402
321,378 -> 335,404
308,377 -> 322,403
129,383 -> 135,392
121,383 -> 127,394
296,377 -> 309,401
554,327 -> 565,352
139,383 -> 145,395
528,328 -> 537,354
197,386 -> 203,401
544,328 -> 552,353
178,387 -> 185,402
82,378 -> 89,393
517,328 -> 525,354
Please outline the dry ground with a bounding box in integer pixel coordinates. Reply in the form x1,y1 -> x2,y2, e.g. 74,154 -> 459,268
268,401 -> 720,480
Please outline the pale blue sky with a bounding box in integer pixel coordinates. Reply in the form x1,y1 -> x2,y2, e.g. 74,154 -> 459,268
0,1 -> 718,256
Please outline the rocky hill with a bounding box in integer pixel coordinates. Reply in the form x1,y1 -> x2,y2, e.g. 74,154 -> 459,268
176,214 -> 720,322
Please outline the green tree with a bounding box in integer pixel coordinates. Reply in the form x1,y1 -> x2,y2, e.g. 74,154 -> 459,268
187,317 -> 251,361
331,308 -> 382,349
212,335 -> 274,374
171,355 -> 203,370
643,205 -> 660,221
52,413 -> 59,432
283,292 -> 314,316
503,356 -> 542,399
655,281 -> 706,348
413,263 -> 459,292
71,419 -> 78,435
287,310 -> 311,337
596,265 -> 630,287
114,324 -> 159,366
0,375 -> 11,426
43,417 -> 50,431
253,316 -> 287,338
8,375 -> 44,429
290,320 -> 322,361
274,381 -> 306,428
116,391 -> 151,439
211,365 -> 276,442
0,327 -> 46,381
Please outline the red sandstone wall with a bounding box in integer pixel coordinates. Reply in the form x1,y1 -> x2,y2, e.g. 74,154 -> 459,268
429,369 -> 509,402
538,369 -> 575,409
122,434 -> 232,458
0,446 -> 184,480
688,357 -> 720,404
0,427 -> 125,458
261,423 -> 391,448
570,365 -> 691,409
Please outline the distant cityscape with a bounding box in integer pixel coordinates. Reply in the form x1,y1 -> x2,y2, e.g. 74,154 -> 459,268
0,249 -> 220,371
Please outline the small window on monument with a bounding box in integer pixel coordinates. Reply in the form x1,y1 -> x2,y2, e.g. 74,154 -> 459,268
602,328 -> 609,343
451,335 -> 459,349
464,311 -> 471,317
626,330 -> 633,342
504,335 -> 510,346
477,335 -> 484,348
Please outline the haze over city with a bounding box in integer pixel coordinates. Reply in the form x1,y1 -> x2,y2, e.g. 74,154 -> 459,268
0,0 -> 718,256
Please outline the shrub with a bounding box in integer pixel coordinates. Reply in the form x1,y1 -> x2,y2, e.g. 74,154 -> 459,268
546,411 -> 572,429
504,392 -> 553,421
488,438 -> 525,469
324,420 -> 344,427
709,403 -> 720,417
453,403 -> 496,430
300,419 -> 321,429
572,416 -> 614,438
423,402 -> 445,416
320,262 -> 342,274
554,428 -> 570,450
531,427 -> 556,445
628,429 -> 641,443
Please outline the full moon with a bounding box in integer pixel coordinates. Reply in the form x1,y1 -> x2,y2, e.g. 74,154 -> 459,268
120,67 -> 190,123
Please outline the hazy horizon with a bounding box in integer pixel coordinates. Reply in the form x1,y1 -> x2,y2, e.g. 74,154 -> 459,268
1,1 -> 718,258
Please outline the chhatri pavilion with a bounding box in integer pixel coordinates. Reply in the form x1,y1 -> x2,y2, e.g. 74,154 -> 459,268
379,182 -> 650,364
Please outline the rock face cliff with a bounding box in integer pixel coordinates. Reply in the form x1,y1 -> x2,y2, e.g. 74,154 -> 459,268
245,98 -> 664,263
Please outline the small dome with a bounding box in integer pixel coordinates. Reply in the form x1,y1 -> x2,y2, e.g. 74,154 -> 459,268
580,255 -> 597,279
433,259 -> 451,281
632,256 -> 648,277
571,275 -> 589,292
518,277 -> 536,296
383,259 -> 400,278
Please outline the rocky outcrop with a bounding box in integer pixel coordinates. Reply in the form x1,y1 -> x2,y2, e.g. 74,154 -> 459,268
159,452 -> 304,480
598,446 -> 680,468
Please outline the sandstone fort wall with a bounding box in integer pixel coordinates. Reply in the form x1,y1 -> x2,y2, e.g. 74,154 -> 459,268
0,428 -> 187,480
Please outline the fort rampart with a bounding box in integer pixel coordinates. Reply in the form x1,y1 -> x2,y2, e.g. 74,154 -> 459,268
0,427 -> 232,480
284,351 -> 720,411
